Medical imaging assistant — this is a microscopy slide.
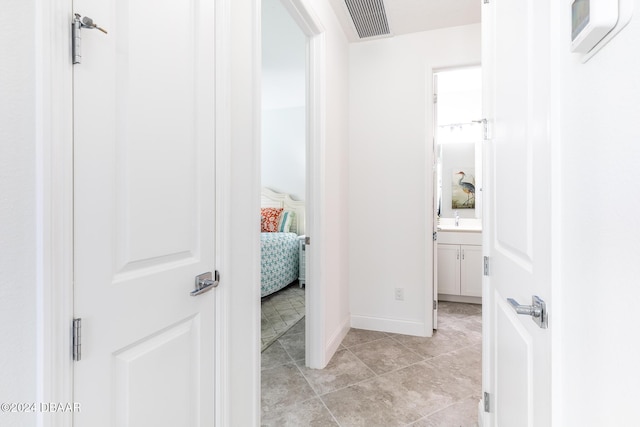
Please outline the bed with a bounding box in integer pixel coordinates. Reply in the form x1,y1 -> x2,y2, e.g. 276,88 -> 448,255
261,188 -> 305,298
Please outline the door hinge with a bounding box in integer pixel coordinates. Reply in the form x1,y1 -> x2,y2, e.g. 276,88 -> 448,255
72,318 -> 82,361
433,300 -> 437,310
484,256 -> 490,276
72,13 -> 108,64
483,0 -> 490,4
484,392 -> 491,412
433,231 -> 437,241
433,93 -> 438,104
473,118 -> 489,140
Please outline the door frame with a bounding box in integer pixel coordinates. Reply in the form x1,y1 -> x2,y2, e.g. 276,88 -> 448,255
278,0 -> 327,369
37,2 -> 74,425
38,0 -> 234,425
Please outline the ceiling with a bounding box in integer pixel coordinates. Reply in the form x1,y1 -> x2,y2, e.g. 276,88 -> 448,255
327,0 -> 481,43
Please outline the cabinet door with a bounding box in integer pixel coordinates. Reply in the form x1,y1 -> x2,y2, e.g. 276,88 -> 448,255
437,244 -> 460,295
460,245 -> 483,297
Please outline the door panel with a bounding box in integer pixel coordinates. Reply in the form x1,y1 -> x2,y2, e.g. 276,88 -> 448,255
483,0 -> 551,423
114,316 -> 200,427
495,296 -> 531,426
73,0 -> 216,425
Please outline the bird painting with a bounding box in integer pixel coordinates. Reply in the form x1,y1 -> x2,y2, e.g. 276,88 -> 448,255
452,170 -> 475,209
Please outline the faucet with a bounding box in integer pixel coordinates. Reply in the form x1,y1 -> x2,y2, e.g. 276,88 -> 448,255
455,211 -> 459,227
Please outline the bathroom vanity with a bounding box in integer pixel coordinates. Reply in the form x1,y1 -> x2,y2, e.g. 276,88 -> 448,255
437,219 -> 483,303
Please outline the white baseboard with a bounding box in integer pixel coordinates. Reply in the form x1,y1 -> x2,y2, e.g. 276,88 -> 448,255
350,315 -> 428,337
438,294 -> 482,304
324,315 -> 350,366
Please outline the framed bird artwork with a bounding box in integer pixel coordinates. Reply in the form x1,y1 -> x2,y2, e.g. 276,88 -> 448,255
452,169 -> 475,209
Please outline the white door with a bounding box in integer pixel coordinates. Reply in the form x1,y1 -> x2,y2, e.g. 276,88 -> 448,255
73,0 -> 216,425
482,0 -> 551,424
432,72 -> 439,329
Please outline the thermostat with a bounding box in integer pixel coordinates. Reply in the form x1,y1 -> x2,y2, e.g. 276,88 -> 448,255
571,0 -> 619,53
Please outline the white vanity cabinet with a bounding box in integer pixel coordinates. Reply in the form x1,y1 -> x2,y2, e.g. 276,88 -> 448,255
437,231 -> 482,302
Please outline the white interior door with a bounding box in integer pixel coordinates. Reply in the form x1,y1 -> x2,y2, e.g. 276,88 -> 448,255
482,0 -> 552,425
73,0 -> 216,425
432,72 -> 439,329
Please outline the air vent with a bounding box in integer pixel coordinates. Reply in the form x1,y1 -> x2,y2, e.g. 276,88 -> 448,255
344,0 -> 390,39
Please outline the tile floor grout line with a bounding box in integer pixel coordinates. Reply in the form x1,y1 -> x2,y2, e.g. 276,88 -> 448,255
408,392 -> 482,425
317,394 -> 344,427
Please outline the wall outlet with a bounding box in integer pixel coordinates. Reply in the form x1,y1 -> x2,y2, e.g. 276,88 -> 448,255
394,288 -> 404,301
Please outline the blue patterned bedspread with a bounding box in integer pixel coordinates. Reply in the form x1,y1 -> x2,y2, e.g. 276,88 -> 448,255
261,232 -> 299,297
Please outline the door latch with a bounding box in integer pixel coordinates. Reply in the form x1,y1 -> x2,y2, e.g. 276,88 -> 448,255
191,271 -> 219,296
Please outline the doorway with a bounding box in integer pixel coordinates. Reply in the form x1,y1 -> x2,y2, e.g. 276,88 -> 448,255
261,0 -> 307,352
432,66 -> 483,313
260,0 -> 326,370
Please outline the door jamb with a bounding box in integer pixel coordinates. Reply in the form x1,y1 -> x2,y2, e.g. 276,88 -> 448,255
37,2 -> 74,426
278,0 -> 327,369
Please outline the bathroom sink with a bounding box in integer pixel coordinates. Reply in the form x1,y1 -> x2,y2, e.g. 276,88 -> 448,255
437,218 -> 482,232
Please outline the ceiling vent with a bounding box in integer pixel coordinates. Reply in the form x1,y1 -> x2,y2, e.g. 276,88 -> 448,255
344,0 -> 391,39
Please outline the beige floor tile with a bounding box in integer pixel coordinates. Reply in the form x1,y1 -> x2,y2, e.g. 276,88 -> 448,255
389,327 -> 480,359
262,301 -> 483,427
426,344 -> 482,393
261,397 -> 338,427
262,341 -> 294,370
297,348 -> 376,395
348,337 -> 424,374
321,360 -> 475,426
278,329 -> 306,361
411,395 -> 480,427
261,363 -> 316,415
341,328 -> 389,348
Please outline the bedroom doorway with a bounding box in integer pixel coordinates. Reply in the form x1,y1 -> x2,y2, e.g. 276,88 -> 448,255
260,0 -> 325,370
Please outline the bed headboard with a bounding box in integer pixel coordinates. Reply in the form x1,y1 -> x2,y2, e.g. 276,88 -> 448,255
261,187 -> 306,235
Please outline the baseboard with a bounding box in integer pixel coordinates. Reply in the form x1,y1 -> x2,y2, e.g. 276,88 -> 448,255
438,294 -> 482,304
324,315 -> 350,365
350,314 -> 428,337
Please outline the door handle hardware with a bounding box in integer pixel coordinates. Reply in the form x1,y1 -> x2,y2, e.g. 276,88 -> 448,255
507,295 -> 548,329
191,271 -> 219,296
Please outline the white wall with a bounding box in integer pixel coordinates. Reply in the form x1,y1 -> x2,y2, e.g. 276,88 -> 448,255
551,2 -> 640,424
261,0 -> 306,201
261,107 -> 306,200
0,2 -> 38,426
349,24 -> 481,335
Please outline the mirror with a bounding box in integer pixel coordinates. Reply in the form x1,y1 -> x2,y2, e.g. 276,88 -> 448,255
434,67 -> 483,225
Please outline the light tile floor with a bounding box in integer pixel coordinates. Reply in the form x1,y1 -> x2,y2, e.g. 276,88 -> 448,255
261,302 -> 482,427
261,283 -> 305,351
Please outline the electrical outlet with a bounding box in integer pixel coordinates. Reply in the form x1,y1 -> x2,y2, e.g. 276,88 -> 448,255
394,288 -> 404,301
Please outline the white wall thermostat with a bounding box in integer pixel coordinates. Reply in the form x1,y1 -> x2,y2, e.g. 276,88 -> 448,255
571,0 -> 619,53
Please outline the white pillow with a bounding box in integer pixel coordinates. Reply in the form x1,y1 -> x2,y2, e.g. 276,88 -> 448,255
278,210 -> 295,232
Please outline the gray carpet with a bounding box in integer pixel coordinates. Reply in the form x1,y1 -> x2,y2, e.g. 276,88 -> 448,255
261,282 -> 305,351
